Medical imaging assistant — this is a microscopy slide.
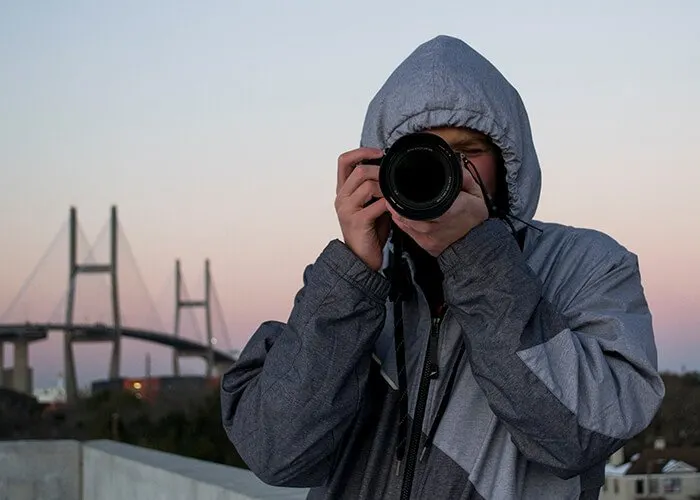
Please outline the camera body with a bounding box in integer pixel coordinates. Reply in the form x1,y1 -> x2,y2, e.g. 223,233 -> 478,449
365,132 -> 463,221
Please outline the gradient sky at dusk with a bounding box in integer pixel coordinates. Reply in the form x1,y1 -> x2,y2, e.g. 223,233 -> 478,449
1,1 -> 698,389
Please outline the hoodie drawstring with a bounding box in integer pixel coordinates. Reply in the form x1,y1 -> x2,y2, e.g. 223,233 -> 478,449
389,227 -> 410,475
419,340 -> 466,461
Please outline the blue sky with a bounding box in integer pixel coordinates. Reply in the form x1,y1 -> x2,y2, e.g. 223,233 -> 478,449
1,1 -> 698,388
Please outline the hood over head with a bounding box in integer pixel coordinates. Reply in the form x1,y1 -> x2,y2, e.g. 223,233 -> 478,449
361,35 -> 541,225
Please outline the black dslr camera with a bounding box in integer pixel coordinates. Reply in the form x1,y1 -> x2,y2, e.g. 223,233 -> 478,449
364,132 -> 463,221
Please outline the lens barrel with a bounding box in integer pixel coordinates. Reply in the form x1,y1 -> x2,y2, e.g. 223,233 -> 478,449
378,132 -> 463,221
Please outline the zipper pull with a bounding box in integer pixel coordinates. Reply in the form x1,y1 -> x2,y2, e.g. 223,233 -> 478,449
427,315 -> 442,379
419,444 -> 429,462
395,458 -> 402,476
428,341 -> 439,378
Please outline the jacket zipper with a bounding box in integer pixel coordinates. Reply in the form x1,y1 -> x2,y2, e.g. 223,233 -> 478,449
399,308 -> 445,500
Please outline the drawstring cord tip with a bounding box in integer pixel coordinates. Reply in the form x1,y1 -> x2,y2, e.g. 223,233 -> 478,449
419,445 -> 428,462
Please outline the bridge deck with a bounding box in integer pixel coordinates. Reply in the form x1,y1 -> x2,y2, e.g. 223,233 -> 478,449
0,323 -> 236,364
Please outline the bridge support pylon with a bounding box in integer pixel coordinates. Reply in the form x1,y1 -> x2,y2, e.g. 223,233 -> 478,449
64,206 -> 122,403
173,259 -> 215,377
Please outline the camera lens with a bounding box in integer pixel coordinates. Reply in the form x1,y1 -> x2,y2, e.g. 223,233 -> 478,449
379,133 -> 462,221
390,149 -> 447,203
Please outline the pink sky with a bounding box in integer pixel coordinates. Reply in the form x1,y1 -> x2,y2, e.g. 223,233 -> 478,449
1,2 -> 698,388
0,197 -> 697,389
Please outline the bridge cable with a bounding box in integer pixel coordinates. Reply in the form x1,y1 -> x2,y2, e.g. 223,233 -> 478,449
210,280 -> 233,351
0,221 -> 68,322
117,223 -> 166,332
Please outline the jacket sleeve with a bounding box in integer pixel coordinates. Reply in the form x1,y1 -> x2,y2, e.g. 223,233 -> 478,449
437,219 -> 665,479
220,239 -> 390,487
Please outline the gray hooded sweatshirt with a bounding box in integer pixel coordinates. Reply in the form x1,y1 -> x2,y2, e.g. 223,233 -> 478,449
221,35 -> 665,499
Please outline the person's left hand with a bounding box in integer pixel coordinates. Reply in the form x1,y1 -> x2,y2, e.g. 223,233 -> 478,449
388,165 -> 490,257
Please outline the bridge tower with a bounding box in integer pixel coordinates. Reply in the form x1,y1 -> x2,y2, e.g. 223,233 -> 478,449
173,259 -> 214,377
64,206 -> 122,403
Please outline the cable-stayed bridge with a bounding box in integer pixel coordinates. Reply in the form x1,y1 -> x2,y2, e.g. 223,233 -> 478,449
0,206 -> 237,403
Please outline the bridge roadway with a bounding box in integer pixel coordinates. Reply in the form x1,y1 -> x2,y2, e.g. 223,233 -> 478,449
0,323 -> 237,364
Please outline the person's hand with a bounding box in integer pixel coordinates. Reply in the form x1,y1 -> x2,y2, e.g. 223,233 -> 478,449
388,164 -> 489,257
335,148 -> 391,272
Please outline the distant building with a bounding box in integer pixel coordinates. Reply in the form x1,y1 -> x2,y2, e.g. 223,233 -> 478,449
601,439 -> 700,498
33,386 -> 66,404
33,374 -> 66,404
91,375 -> 218,404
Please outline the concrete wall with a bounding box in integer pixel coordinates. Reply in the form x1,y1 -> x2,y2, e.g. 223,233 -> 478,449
82,440 -> 309,500
0,440 -> 81,500
0,440 -> 309,500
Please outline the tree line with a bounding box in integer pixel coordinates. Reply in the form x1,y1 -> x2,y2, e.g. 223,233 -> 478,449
1,370 -> 699,468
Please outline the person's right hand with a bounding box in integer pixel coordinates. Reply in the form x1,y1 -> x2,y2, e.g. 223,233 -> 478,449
335,148 -> 390,272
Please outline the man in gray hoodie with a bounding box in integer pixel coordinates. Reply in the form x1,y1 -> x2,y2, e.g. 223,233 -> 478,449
221,35 -> 665,499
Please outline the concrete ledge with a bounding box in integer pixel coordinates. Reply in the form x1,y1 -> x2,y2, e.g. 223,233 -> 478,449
83,440 -> 309,500
0,440 -> 309,500
0,440 -> 81,500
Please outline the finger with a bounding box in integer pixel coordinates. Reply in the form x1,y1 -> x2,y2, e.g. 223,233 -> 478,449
387,205 -> 435,234
360,197 -> 389,221
386,203 -> 399,220
394,216 -> 434,235
348,179 -> 383,209
336,148 -> 384,194
392,218 -> 424,246
391,215 -> 413,234
406,219 -> 434,234
434,191 -> 472,221
338,164 -> 380,199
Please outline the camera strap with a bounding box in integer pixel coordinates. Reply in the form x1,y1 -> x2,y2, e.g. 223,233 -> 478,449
389,224 -> 411,469
516,226 -> 527,252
